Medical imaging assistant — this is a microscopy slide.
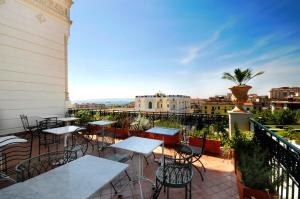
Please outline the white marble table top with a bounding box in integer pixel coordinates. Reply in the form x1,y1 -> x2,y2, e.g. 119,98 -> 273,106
0,155 -> 128,199
57,117 -> 79,122
111,136 -> 163,155
43,126 -> 83,135
0,136 -> 27,147
145,127 -> 181,136
38,114 -> 59,119
88,120 -> 117,126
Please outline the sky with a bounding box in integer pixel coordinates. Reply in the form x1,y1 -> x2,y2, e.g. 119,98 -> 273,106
68,0 -> 300,100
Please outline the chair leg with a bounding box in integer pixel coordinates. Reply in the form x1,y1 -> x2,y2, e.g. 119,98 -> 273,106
124,170 -> 131,181
189,181 -> 192,199
185,185 -> 187,199
193,164 -> 204,181
199,159 -> 206,172
110,182 -> 118,194
152,152 -> 156,159
143,155 -> 149,165
167,187 -> 169,199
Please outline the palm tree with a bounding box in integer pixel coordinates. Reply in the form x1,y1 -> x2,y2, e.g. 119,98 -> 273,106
222,68 -> 264,86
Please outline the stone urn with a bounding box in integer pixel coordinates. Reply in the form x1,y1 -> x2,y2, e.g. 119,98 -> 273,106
230,85 -> 252,112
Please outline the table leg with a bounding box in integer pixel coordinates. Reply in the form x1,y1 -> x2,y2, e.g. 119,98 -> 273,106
138,153 -> 144,199
162,136 -> 165,166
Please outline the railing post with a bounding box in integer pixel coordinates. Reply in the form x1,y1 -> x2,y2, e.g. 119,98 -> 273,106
228,111 -> 253,138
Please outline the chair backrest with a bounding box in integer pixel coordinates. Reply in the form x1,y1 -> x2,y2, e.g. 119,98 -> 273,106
162,145 -> 193,185
67,128 -> 88,156
20,114 -> 30,131
0,134 -> 33,178
15,150 -> 77,182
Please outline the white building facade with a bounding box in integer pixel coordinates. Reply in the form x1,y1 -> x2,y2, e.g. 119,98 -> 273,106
135,93 -> 191,113
0,0 -> 72,135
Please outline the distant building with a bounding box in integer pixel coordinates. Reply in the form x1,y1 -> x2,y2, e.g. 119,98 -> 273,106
248,95 -> 271,112
191,95 -> 234,115
135,92 -> 191,113
270,97 -> 300,112
269,87 -> 300,100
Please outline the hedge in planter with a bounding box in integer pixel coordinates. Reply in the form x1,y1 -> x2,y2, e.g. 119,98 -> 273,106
234,131 -> 283,199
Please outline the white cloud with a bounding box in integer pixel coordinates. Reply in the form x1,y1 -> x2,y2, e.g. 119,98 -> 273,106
220,31 -> 295,60
179,19 -> 235,65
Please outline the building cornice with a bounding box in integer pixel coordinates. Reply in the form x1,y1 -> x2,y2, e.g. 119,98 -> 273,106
18,0 -> 72,24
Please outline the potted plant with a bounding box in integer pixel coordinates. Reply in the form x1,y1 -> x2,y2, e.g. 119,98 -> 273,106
233,130 -> 281,199
237,147 -> 282,199
129,116 -> 151,138
222,68 -> 264,112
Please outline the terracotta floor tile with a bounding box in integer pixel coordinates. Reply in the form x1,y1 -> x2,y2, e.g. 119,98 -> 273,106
0,137 -> 238,199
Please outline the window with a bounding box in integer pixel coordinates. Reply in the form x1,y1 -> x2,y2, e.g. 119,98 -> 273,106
173,105 -> 176,109
161,104 -> 162,108
148,102 -> 152,109
218,106 -> 220,110
205,106 -> 207,109
167,104 -> 169,108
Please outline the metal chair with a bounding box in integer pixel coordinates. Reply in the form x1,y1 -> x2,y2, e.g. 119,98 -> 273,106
152,145 -> 193,199
95,125 -> 117,157
64,128 -> 89,158
177,127 -> 207,181
20,114 -> 38,135
15,150 -> 77,182
0,134 -> 33,183
99,147 -> 132,195
36,120 -> 59,154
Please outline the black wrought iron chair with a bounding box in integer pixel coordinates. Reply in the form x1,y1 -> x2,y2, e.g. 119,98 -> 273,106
36,120 -> 59,154
15,150 -> 77,182
99,147 -> 132,195
151,145 -> 193,199
0,134 -> 33,183
20,114 -> 38,131
64,128 -> 89,158
95,125 -> 117,157
177,127 -> 207,181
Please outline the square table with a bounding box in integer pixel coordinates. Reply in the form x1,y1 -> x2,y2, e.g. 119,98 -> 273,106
57,117 -> 79,126
42,125 -> 84,147
0,155 -> 128,199
111,136 -> 163,199
38,114 -> 59,119
145,127 -> 181,164
88,120 -> 117,149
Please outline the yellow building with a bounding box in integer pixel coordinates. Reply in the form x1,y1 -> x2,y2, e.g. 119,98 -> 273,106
191,98 -> 235,115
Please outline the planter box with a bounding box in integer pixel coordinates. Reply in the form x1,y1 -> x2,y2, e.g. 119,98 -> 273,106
236,168 -> 278,199
147,133 -> 180,146
189,137 -> 221,155
129,130 -> 148,138
106,127 -> 128,139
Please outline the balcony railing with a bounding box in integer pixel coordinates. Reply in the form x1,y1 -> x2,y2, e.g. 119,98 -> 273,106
68,109 -> 229,128
250,119 -> 300,199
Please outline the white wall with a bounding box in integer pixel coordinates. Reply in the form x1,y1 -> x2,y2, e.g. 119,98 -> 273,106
0,0 -> 71,135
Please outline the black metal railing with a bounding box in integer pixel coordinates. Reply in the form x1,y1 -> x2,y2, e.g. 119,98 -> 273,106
68,109 -> 228,129
250,119 -> 300,199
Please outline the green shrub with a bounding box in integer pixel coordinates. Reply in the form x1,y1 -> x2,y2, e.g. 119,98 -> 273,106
155,119 -> 181,129
238,146 -> 283,192
273,109 -> 296,125
75,110 -> 93,123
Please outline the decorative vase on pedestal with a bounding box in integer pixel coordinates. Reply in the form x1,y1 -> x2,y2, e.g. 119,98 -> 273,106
229,85 -> 252,112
